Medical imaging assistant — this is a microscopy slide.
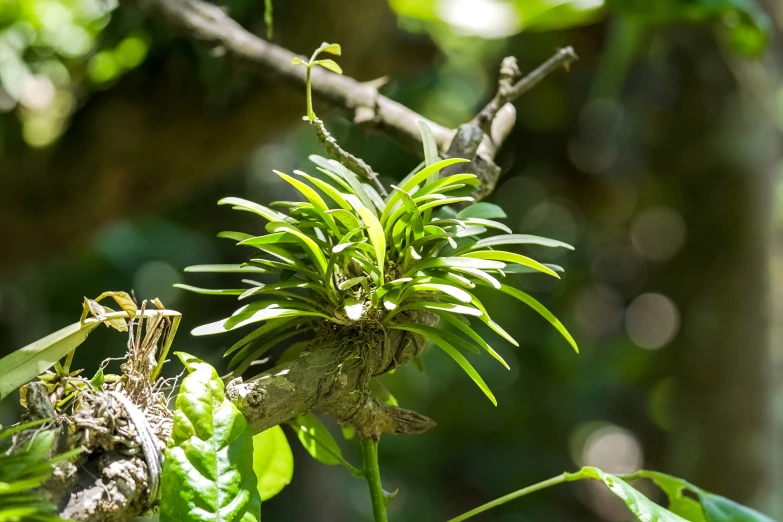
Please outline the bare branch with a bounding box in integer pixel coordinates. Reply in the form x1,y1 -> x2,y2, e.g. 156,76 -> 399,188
132,0 -> 454,153
310,117 -> 388,197
473,47 -> 578,132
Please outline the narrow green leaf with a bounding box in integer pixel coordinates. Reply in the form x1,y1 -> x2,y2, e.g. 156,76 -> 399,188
473,234 -> 574,250
405,257 -> 505,276
161,353 -> 261,522
497,284 -> 578,353
218,196 -> 288,222
174,285 -> 244,296
192,307 -> 331,335
390,324 -> 496,406
276,171 -> 340,236
419,121 -> 440,169
383,158 -> 470,225
434,311 -> 509,369
355,205 -> 386,282
289,414 -> 343,466
413,174 -> 480,198
224,318 -> 300,357
294,171 -> 352,211
252,426 -> 293,501
457,202 -> 508,220
401,283 -> 472,304
464,251 -> 559,278
184,264 -> 269,274
291,57 -> 307,65
238,232 -> 297,246
267,223 -> 328,274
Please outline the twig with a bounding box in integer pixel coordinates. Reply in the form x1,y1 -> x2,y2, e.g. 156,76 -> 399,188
310,117 -> 388,197
473,47 -> 578,132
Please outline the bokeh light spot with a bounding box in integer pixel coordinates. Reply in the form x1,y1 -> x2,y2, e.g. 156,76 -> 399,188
133,261 -> 182,306
625,292 -> 680,349
630,206 -> 687,262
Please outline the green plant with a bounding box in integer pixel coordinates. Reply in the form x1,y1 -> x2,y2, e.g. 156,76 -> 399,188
0,36 -> 776,522
0,420 -> 82,522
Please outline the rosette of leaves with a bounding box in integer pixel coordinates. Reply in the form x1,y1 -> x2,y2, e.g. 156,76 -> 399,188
0,420 -> 81,522
178,125 -> 578,404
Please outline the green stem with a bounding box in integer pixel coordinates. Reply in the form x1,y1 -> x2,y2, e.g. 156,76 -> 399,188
447,472 -> 570,522
361,437 -> 388,522
306,66 -> 315,121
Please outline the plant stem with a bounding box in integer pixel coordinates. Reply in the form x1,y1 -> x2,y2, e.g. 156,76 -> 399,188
446,472 -> 570,522
360,437 -> 388,522
306,66 -> 314,121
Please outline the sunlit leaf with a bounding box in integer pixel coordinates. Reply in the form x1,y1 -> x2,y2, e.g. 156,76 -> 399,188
252,426 -> 293,501
463,250 -> 559,278
289,414 -> 343,466
390,324 -> 496,405
497,284 -> 578,353
161,353 -> 261,522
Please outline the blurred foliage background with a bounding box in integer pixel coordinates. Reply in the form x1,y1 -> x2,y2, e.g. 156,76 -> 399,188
1,0 -> 782,520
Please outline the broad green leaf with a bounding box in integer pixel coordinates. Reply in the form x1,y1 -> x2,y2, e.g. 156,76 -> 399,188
174,285 -> 245,296
390,324 -> 496,406
219,196 -> 288,222
0,320 -> 99,401
314,59 -> 342,74
457,202 -> 508,220
497,285 -> 578,353
319,42 -> 342,55
473,233 -> 574,250
252,426 -> 294,501
464,251 -> 559,278
184,264 -> 269,274
289,414 -> 343,466
570,467 -> 686,522
338,276 -> 367,291
434,310 -> 509,369
627,470 -> 775,522
161,353 -> 261,522
355,205 -> 386,282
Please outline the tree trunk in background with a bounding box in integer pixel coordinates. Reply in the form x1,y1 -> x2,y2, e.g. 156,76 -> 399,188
655,30 -> 777,505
